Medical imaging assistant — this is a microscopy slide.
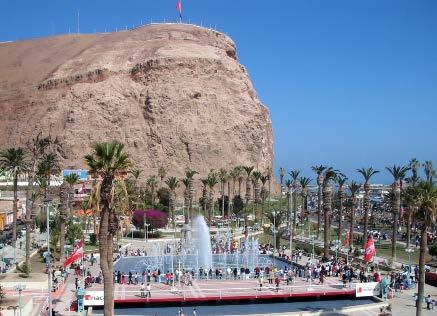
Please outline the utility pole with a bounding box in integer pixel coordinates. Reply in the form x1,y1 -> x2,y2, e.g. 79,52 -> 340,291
289,186 -> 293,256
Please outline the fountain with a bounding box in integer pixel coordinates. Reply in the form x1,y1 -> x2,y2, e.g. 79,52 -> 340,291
192,216 -> 212,269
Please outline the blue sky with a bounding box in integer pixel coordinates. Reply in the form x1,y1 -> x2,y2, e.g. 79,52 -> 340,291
1,1 -> 436,183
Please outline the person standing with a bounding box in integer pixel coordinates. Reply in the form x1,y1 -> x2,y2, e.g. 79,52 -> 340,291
140,283 -> 145,298
146,283 -> 151,298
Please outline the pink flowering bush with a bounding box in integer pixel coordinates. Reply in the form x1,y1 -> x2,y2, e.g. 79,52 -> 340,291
132,209 -> 168,230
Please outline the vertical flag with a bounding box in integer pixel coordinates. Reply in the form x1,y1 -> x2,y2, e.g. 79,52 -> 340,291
63,239 -> 84,268
176,0 -> 182,21
343,230 -> 350,246
363,236 -> 376,263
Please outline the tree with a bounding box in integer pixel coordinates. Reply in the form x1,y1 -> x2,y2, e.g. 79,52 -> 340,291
386,165 -> 410,261
206,173 -> 218,222
265,210 -> 287,251
66,220 -> 83,245
229,166 -> 243,214
185,169 -> 197,222
335,174 -> 347,243
260,174 -> 269,221
279,167 -> 285,187
429,244 -> 437,260
243,166 -> 254,203
218,168 -> 229,218
84,141 -> 131,316
158,166 -> 166,188
289,170 -> 300,240
0,148 -> 28,244
24,133 -> 57,273
311,165 -> 327,239
146,176 -> 158,205
357,167 -> 379,248
322,168 -> 337,259
252,171 -> 262,205
59,173 -> 79,260
232,195 -> 245,218
165,177 -> 179,228
347,181 -> 361,249
410,182 -> 437,316
299,177 -> 311,224
423,161 -> 435,185
408,158 -> 421,185
199,178 -> 209,215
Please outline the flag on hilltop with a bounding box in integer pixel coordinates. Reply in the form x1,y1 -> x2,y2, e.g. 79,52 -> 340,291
363,236 -> 376,263
176,0 -> 182,20
63,239 -> 84,268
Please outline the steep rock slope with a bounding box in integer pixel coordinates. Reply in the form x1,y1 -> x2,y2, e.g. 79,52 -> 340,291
0,24 -> 273,178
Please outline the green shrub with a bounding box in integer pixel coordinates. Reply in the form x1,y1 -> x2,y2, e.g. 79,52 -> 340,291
89,233 -> 98,246
429,244 -> 437,259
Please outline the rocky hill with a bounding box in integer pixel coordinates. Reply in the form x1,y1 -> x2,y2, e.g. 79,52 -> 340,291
0,23 -> 273,179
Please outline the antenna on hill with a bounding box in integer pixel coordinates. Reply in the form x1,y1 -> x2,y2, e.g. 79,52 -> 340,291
77,10 -> 80,34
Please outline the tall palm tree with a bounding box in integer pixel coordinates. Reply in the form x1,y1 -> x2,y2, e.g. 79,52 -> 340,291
335,175 -> 347,243
322,168 -> 337,258
279,167 -> 285,187
299,177 -> 312,224
229,166 -> 243,214
386,165 -> 410,261
200,178 -> 209,215
24,133 -> 54,273
289,170 -> 300,239
59,173 -> 79,260
266,167 -> 272,204
165,177 -> 179,227
37,153 -> 60,199
0,148 -> 28,244
348,181 -> 361,250
357,167 -> 379,248
423,161 -> 435,185
252,171 -> 262,204
185,169 -> 198,222
181,178 -> 190,224
415,182 -> 437,316
218,168 -> 229,218
404,183 -> 420,249
84,141 -> 131,316
158,166 -> 166,188
206,173 -> 218,222
408,158 -> 421,185
146,176 -> 158,205
266,210 -> 287,251
260,174 -> 269,222
311,165 -> 327,239
243,166 -> 254,203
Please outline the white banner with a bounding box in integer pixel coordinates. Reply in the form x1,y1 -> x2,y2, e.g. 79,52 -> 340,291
355,282 -> 380,297
84,291 -> 104,306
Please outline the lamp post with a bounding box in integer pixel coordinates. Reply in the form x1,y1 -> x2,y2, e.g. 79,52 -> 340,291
14,284 -> 26,316
43,199 -> 52,316
310,234 -> 316,261
405,248 -> 414,273
272,211 -> 276,256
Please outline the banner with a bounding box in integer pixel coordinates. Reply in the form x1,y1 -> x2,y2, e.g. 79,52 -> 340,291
63,240 -> 84,268
84,291 -> 104,306
62,169 -> 89,181
355,282 -> 380,297
363,236 -> 376,262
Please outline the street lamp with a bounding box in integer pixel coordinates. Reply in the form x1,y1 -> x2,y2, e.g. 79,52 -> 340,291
14,284 -> 26,316
310,234 -> 316,261
333,240 -> 341,261
405,248 -> 415,273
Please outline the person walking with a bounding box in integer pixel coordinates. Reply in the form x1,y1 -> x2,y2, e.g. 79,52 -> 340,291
140,283 -> 145,298
146,283 -> 151,298
426,295 -> 433,310
275,275 -> 280,292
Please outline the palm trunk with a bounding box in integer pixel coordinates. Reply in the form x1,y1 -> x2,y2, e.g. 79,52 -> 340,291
323,184 -> 331,259
417,226 -> 427,316
317,177 -> 322,239
349,198 -> 355,249
221,182 -> 225,218
363,184 -> 370,249
227,181 -> 231,217
392,184 -> 401,260
12,174 -> 18,242
338,190 -> 344,242
245,178 -> 251,203
292,187 -> 297,240
406,210 -> 412,248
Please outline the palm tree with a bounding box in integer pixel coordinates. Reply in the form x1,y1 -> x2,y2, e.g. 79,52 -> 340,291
243,166 -> 254,203
206,173 -> 218,222
423,161 -> 435,185
0,148 -> 28,244
37,153 -> 60,199
322,168 -> 337,258
266,167 -> 272,204
311,165 -> 327,239
218,168 -> 229,218
386,164 -> 410,261
181,178 -> 190,224
84,141 -> 131,316
348,181 -> 361,250
299,177 -> 311,224
185,169 -> 198,222
335,175 -> 348,243
279,167 -> 285,187
408,158 -> 421,185
165,177 -> 179,227
229,166 -> 243,214
357,167 -> 379,248
252,171 -> 262,204
289,170 -> 300,240
266,210 -> 287,251
411,182 -> 437,316
260,175 -> 269,222
59,173 -> 79,260
404,184 -> 420,249
24,133 -> 55,273
158,166 -> 166,188
146,176 -> 158,204
200,178 -> 209,215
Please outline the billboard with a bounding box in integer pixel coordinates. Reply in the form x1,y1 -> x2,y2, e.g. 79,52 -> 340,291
84,291 -> 104,306
355,282 -> 380,297
62,170 -> 89,181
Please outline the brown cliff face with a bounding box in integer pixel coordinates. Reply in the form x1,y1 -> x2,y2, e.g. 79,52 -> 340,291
0,24 -> 273,179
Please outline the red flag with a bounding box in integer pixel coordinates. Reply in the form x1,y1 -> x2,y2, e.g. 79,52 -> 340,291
363,236 -> 376,263
63,240 -> 84,268
176,0 -> 182,19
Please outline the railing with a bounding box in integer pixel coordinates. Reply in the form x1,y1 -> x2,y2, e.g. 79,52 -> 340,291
111,283 -> 354,301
